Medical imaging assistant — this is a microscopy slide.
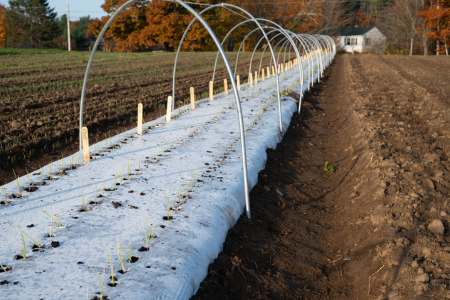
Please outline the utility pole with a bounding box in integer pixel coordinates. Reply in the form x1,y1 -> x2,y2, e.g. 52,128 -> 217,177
67,0 -> 71,51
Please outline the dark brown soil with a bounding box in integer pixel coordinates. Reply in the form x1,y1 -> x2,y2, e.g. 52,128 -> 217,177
192,54 -> 450,300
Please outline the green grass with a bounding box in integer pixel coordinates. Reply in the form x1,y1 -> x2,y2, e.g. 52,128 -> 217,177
0,48 -> 69,56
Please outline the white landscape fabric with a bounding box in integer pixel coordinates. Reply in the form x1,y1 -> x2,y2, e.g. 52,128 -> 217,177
0,55 -> 325,299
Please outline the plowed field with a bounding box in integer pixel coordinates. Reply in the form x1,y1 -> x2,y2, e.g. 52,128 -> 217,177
0,51 -> 275,185
193,54 -> 450,300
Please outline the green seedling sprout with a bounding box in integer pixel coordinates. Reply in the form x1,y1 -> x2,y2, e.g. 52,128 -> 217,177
89,265 -> 106,300
14,231 -> 26,259
114,175 -> 118,189
41,169 -> 45,185
12,170 -> 21,196
0,262 -> 7,272
211,154 -> 214,166
127,163 -> 131,180
163,190 -> 173,209
60,154 -> 64,173
93,184 -> 98,204
140,215 -> 154,249
118,248 -> 126,274
231,127 -> 239,141
138,156 -> 141,170
49,219 -> 55,237
110,252 -> 115,286
1,187 -> 7,202
102,181 -> 106,195
86,285 -> 89,300
324,161 -> 335,173
220,142 -> 224,160
165,194 -> 171,218
117,232 -> 133,261
182,178 -> 186,197
199,161 -> 204,177
70,156 -> 73,169
16,226 -> 41,248
190,170 -> 195,191
80,188 -> 86,211
41,205 -> 62,227
49,164 -> 52,177
25,168 -> 31,190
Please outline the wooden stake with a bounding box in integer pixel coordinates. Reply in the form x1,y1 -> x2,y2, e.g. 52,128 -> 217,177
166,96 -> 172,122
272,65 -> 275,77
262,68 -> 265,81
82,127 -> 90,163
224,79 -> 228,95
249,73 -> 253,88
209,81 -> 213,100
254,71 -> 257,84
267,66 -> 270,79
137,103 -> 143,135
237,75 -> 240,91
190,87 -> 195,109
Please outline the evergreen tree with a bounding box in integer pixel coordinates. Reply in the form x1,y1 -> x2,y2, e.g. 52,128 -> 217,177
5,0 -> 59,48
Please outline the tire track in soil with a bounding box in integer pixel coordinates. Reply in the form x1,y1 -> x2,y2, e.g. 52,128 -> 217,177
192,54 -> 450,300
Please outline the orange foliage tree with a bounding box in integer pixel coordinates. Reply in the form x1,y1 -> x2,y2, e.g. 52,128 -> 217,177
87,0 -> 341,52
87,0 -> 237,52
357,10 -> 371,27
418,0 -> 450,53
0,4 -> 6,48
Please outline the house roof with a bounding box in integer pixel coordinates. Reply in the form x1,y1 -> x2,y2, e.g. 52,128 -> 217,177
325,27 -> 375,37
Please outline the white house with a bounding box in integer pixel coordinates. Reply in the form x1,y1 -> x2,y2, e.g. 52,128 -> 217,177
329,27 -> 386,54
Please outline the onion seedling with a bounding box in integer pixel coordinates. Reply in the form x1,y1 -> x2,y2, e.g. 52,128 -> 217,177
14,230 -> 26,259
41,169 -> 44,185
110,252 -> 115,286
199,161 -> 204,177
12,170 -> 21,196
89,265 -> 106,300
114,175 -> 117,189
41,205 -> 62,227
140,215 -> 154,249
16,226 -> 41,248
0,262 -> 7,272
102,181 -> 106,195
80,189 -> 86,211
60,154 -> 64,174
117,248 -> 126,274
138,156 -> 141,170
48,219 -> 55,237
118,233 -> 133,261
49,164 -> 52,177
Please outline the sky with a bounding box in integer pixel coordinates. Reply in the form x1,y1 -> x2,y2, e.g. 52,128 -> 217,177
0,0 -> 108,20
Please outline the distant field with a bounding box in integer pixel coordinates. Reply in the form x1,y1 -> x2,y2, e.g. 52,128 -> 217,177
0,49 -> 275,184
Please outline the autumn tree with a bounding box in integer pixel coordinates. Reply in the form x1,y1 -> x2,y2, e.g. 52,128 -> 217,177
0,4 -> 6,48
357,9 -> 371,27
418,0 -> 450,54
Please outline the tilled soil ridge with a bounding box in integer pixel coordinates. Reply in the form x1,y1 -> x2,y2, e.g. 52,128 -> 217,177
192,54 -> 450,300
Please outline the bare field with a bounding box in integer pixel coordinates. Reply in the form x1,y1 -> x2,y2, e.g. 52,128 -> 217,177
193,54 -> 450,300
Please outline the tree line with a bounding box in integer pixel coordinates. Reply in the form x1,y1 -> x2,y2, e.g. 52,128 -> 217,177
0,0 -> 448,54
0,0 -> 93,50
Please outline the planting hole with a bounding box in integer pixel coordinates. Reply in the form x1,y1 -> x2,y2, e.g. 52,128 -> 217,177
24,187 -> 39,192
129,256 -> 139,263
138,246 -> 149,252
51,241 -> 60,248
